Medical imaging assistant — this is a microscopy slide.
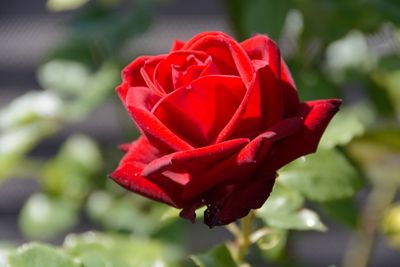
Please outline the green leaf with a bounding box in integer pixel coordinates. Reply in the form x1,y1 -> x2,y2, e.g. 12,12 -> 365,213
19,194 -> 78,239
278,149 -> 362,202
0,91 -> 61,129
257,183 -> 325,231
37,60 -> 91,96
7,243 -> 81,267
319,107 -> 365,149
242,0 -> 291,40
64,232 -> 170,267
42,134 -> 102,199
267,209 -> 326,231
260,183 -> 304,214
318,198 -> 359,228
191,245 -> 238,267
86,192 -> 168,236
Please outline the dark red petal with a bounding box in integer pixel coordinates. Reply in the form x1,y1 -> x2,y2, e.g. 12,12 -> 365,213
182,31 -> 254,86
265,99 -> 342,171
153,75 -> 246,146
124,86 -> 194,152
142,138 -> 249,178
110,137 -> 183,207
203,172 -> 276,227
237,117 -> 302,165
182,117 -> 302,201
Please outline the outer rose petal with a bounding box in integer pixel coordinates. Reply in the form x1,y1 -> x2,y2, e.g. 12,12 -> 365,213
110,137 -> 184,207
121,86 -> 194,151
241,35 -> 300,119
182,117 -> 303,201
265,99 -> 342,171
170,39 -> 185,51
142,138 -> 249,178
203,171 -> 276,227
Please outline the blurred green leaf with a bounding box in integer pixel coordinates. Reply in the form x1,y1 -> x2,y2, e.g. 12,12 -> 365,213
278,149 -> 362,202
70,0 -> 153,50
319,108 -> 365,149
257,183 -> 325,231
261,183 -> 304,214
191,245 -> 238,267
38,60 -> 119,120
7,243 -> 80,267
318,198 -> 359,228
86,192 -> 168,236
19,194 -> 78,239
42,134 -> 102,199
67,62 -> 119,119
242,0 -> 291,40
47,0 -> 89,12
64,232 -> 171,267
38,60 -> 91,96
0,122 -> 58,181
0,92 -> 61,129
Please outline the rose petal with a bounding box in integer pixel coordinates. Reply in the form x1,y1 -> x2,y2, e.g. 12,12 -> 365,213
182,31 -> 254,87
123,86 -> 194,151
153,75 -> 246,146
122,56 -> 150,87
237,117 -> 302,164
110,137 -> 184,207
142,138 -> 249,178
203,171 -> 276,227
141,55 -> 166,95
265,99 -> 342,171
154,50 -> 209,93
170,39 -> 185,51
182,117 -> 302,200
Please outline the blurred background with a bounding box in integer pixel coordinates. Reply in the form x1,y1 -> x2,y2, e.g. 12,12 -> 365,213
0,0 -> 399,266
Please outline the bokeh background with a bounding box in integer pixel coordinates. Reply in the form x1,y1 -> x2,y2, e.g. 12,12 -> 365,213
0,0 -> 400,266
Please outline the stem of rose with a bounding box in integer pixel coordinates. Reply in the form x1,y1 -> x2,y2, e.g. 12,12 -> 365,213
226,211 -> 255,265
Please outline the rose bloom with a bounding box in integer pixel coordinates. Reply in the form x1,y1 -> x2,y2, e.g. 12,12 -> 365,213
111,32 -> 341,227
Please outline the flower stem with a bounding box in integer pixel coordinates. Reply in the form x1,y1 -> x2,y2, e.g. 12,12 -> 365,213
237,211 -> 255,264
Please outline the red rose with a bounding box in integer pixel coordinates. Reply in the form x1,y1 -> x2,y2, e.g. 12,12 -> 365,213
111,32 -> 341,227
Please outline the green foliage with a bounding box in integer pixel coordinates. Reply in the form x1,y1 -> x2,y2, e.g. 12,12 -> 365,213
0,92 -> 61,181
7,243 -> 81,267
191,245 -> 238,267
258,183 -> 326,231
64,232 -> 173,267
19,194 -> 79,240
42,134 -> 102,199
2,233 -> 176,267
278,149 -> 362,202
